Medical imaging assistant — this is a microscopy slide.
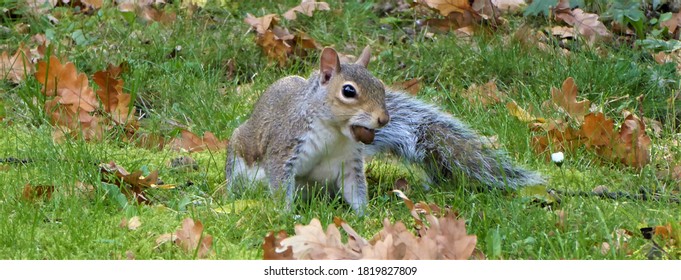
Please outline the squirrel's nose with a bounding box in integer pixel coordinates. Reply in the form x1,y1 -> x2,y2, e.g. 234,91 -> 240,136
377,114 -> 390,127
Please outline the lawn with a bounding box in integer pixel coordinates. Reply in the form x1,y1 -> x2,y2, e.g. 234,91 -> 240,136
1,0 -> 680,259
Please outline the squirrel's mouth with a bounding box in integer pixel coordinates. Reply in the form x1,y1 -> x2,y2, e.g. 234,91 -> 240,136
350,125 -> 375,144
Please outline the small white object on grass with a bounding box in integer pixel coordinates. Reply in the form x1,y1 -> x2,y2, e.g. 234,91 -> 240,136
551,152 -> 564,167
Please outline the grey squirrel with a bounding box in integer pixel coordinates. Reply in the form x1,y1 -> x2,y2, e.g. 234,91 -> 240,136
225,46 -> 544,214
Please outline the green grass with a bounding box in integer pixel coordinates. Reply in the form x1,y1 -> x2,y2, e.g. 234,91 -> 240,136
1,0 -> 680,259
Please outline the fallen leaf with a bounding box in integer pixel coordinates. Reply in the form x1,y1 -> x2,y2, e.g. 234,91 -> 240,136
550,26 -> 575,39
0,46 -> 33,83
93,67 -> 134,125
506,100 -> 544,123
119,216 -> 141,230
391,78 -> 421,96
580,112 -> 615,147
244,13 -> 280,35
554,8 -> 611,46
550,77 -> 590,120
614,113 -> 651,168
22,184 -> 55,201
263,230 -> 294,260
283,0 -> 331,21
462,80 -> 506,106
174,218 -> 213,258
421,0 -> 472,17
169,130 -> 228,152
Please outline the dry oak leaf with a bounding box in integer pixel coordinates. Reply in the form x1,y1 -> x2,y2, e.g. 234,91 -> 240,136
554,8 -> 611,46
614,113 -> 651,168
661,13 -> 681,34
169,130 -> 228,152
420,0 -> 472,17
472,0 -> 500,21
462,80 -> 506,106
279,218 -> 362,260
256,30 -> 292,66
551,77 -> 590,120
244,13 -> 280,35
174,218 -> 213,259
119,216 -> 141,230
93,68 -> 133,125
550,26 -> 575,39
283,0 -> 331,21
580,112 -> 615,148
391,78 -> 421,96
0,46 -> 33,83
532,126 -> 582,155
35,56 -> 98,111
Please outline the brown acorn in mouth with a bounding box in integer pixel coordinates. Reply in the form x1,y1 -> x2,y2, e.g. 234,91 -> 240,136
351,125 -> 375,144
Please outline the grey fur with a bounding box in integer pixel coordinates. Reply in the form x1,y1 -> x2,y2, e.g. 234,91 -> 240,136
365,91 -> 546,188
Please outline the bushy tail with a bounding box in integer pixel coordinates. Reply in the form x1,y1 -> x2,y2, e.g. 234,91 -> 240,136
365,91 -> 545,189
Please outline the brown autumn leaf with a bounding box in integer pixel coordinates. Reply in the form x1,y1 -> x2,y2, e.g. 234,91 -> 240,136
420,0 -> 472,16
93,67 -> 133,125
614,113 -> 651,168
22,184 -> 55,201
263,230 -> 294,260
551,77 -> 590,120
174,218 -> 213,259
550,26 -> 576,39
580,112 -> 615,148
391,78 -> 421,96
279,218 -> 362,260
256,30 -> 292,66
283,0 -> 331,21
554,8 -> 611,46
531,126 -> 582,154
462,80 -> 506,106
169,130 -> 228,152
99,161 -> 172,204
244,13 -> 280,35
0,46 -> 33,83
471,0 -> 499,21
35,55 -> 103,141
119,216 -> 141,230
270,191 -> 476,260
661,12 -> 681,34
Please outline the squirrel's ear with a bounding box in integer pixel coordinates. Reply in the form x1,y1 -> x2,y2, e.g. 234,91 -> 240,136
355,46 -> 371,68
320,47 -> 340,85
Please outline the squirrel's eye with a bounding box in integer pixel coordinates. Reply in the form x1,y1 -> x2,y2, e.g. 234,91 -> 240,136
342,84 -> 357,99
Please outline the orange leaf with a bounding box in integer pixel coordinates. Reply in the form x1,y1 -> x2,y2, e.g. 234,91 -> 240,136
421,0 -> 472,16
391,78 -> 421,96
580,112 -> 615,147
169,130 -> 228,152
22,184 -> 55,201
175,218 -> 213,259
551,77 -> 590,119
614,113 -> 651,168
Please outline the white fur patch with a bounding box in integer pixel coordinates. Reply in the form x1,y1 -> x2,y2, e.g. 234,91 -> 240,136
294,120 -> 359,185
230,155 -> 267,183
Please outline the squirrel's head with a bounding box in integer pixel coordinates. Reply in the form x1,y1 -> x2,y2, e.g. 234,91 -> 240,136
318,46 -> 390,145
